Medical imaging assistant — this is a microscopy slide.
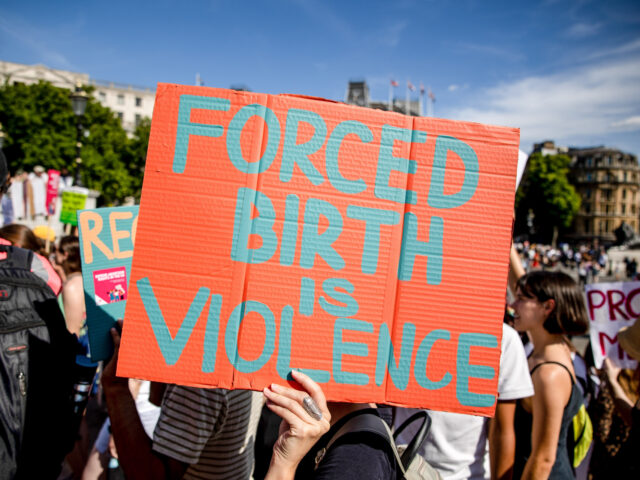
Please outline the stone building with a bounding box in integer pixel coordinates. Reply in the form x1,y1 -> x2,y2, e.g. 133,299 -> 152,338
0,60 -> 155,133
345,80 -> 421,115
533,141 -> 640,242
568,145 -> 639,242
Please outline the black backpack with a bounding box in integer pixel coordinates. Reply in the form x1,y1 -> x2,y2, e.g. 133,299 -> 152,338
0,245 -> 79,479
316,409 -> 442,480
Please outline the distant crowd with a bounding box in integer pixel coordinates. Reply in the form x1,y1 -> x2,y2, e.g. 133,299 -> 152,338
1,166 -> 73,225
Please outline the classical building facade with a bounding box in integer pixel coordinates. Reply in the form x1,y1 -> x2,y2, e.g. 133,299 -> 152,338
568,146 -> 639,242
533,141 -> 640,242
0,60 -> 155,133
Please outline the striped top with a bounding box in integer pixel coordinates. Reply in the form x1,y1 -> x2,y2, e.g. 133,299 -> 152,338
152,385 -> 263,480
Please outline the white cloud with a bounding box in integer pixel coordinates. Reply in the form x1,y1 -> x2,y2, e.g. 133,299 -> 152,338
588,38 -> 640,60
612,116 -> 640,130
444,52 -> 640,150
566,22 -> 602,38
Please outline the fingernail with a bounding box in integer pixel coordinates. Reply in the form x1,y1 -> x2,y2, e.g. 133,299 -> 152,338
271,383 -> 282,392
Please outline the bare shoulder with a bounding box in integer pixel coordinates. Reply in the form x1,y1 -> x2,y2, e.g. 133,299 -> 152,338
63,275 -> 83,294
530,362 -> 573,406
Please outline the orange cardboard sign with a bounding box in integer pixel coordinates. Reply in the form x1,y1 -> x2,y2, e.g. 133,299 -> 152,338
118,84 -> 520,415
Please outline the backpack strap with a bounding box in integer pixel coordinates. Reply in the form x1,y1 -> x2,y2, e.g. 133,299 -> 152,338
530,360 -> 575,384
0,244 -> 34,270
318,410 -> 407,475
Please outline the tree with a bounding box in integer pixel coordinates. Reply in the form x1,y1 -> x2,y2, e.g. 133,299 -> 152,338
515,152 -> 581,245
0,81 -> 149,205
124,117 -> 151,199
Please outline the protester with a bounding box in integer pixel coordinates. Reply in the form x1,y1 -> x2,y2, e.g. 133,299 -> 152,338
260,371 -> 404,479
0,223 -> 46,254
588,320 -> 640,478
0,150 -> 78,478
509,268 -> 589,479
9,170 -> 26,220
56,235 -> 86,337
28,165 -> 48,218
391,319 -> 533,480
102,322 -> 263,480
0,223 -> 62,295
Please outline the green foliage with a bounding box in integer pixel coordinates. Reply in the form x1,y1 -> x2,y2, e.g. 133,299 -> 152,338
515,152 -> 581,242
0,81 -> 150,205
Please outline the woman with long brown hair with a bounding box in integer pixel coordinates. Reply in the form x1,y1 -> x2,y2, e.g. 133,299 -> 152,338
55,235 -> 85,337
510,270 -> 589,479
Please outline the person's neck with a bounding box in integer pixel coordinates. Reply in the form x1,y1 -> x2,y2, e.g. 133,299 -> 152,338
327,402 -> 376,426
529,327 -> 566,357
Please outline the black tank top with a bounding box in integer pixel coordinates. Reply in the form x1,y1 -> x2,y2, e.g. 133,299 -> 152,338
513,361 -> 583,479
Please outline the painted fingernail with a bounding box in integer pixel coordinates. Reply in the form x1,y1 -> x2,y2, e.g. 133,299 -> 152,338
303,396 -> 322,420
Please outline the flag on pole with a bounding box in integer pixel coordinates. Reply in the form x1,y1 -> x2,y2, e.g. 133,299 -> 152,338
428,88 -> 436,102
420,82 -> 425,94
390,79 -> 398,87
407,80 -> 416,92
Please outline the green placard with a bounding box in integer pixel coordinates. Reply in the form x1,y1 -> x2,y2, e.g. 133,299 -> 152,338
60,188 -> 89,226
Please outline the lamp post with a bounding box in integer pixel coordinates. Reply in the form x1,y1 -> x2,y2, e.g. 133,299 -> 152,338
70,83 -> 88,186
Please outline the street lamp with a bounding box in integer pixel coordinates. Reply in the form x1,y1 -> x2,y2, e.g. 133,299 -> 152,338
70,83 -> 88,186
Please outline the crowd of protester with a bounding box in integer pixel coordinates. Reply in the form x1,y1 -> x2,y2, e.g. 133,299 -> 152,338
0,148 -> 638,480
1,166 -> 73,226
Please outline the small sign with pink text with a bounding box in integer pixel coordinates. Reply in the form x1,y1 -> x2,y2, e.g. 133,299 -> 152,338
93,267 -> 128,306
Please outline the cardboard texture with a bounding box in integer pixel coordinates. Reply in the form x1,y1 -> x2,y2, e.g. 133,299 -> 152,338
60,187 -> 89,225
78,206 -> 138,361
585,281 -> 639,369
118,84 -> 520,415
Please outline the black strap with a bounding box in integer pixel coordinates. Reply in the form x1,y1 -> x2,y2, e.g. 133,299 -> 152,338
530,360 -> 575,385
323,410 -> 407,475
0,244 -> 34,270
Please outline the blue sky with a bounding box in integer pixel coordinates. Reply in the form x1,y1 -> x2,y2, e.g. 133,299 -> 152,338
1,0 -> 639,154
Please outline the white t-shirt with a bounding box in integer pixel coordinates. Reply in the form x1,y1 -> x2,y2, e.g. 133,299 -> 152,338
394,323 -> 534,480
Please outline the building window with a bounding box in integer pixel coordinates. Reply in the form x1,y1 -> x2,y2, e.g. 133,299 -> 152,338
624,172 -> 628,182
633,205 -> 637,214
117,94 -> 125,105
135,114 -> 142,126
623,189 -> 627,199
98,91 -> 106,101
622,204 -> 626,214
586,173 -> 592,181
585,203 -> 591,214
135,97 -> 142,107
585,188 -> 591,199
586,157 -> 593,167
116,112 -> 123,122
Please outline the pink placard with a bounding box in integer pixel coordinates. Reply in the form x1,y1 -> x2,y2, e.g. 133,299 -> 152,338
46,170 -> 60,215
